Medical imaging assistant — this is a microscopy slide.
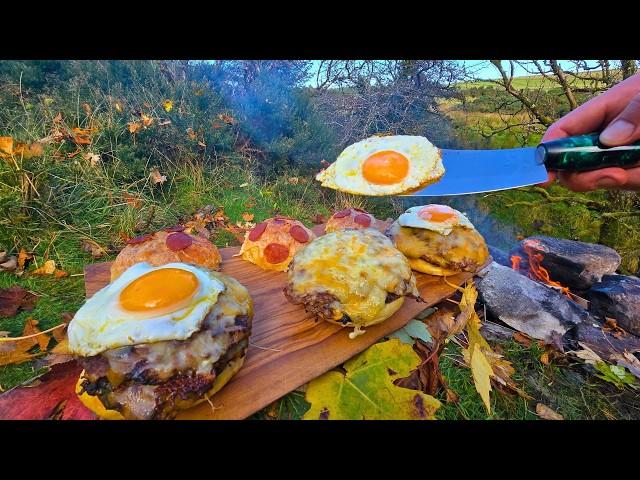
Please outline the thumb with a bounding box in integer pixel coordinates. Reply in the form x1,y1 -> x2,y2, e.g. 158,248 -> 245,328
599,92 -> 640,146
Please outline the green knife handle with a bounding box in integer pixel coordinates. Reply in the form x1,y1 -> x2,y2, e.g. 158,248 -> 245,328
537,133 -> 640,171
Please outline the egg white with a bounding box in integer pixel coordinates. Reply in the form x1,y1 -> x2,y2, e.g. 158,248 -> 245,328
397,205 -> 475,235
68,262 -> 225,356
316,135 -> 444,196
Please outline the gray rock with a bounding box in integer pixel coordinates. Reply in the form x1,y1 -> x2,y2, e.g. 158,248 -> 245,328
509,235 -> 621,291
587,274 -> 640,336
487,245 -> 511,268
477,262 -> 591,345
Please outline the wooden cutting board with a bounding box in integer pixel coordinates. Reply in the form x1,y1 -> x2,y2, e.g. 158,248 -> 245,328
83,224 -> 475,420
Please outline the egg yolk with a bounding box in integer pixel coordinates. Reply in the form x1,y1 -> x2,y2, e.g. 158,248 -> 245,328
418,205 -> 457,223
362,150 -> 409,185
120,268 -> 199,314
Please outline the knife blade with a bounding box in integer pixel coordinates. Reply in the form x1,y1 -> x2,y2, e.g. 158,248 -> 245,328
406,147 -> 546,196
406,133 -> 640,196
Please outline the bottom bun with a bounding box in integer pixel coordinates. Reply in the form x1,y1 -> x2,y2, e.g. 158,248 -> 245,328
76,355 -> 246,420
408,258 -> 459,276
326,296 -> 405,329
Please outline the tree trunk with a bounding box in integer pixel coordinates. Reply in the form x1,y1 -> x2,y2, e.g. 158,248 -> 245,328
620,60 -> 637,79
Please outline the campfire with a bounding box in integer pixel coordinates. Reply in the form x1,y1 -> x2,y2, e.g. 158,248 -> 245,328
510,238 -> 574,301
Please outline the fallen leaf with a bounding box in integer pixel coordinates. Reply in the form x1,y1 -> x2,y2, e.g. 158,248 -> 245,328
127,121 -> 141,134
0,256 -> 17,272
0,136 -> 13,156
389,319 -> 432,345
425,302 -> 462,344
469,343 -> 493,414
149,168 -> 167,185
0,361 -> 96,420
23,318 -> 50,351
304,338 -> 441,420
610,352 -> 640,380
218,113 -> 236,125
0,317 -> 64,366
198,140 -> 206,147
82,103 -> 92,116
513,331 -> 533,347
114,101 -> 123,113
158,119 -> 172,126
594,361 -> 637,389
571,342 -> 604,365
540,351 -> 550,365
71,127 -> 95,145
123,193 -> 142,208
81,239 -> 107,259
536,403 -> 563,420
241,212 -> 254,222
32,260 -> 56,275
0,286 -> 37,318
53,112 -> 63,123
239,182 -> 249,188
162,100 -> 173,112
141,113 -> 153,128
83,152 -> 101,167
288,177 -> 299,185
186,127 -> 196,140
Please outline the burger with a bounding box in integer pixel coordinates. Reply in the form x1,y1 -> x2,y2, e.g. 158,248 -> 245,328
324,207 -> 377,233
68,262 -> 252,420
284,228 -> 419,339
238,216 -> 316,272
386,204 -> 489,276
111,226 -> 222,281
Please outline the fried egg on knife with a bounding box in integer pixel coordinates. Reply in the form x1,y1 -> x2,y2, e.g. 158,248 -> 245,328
316,135 -> 444,196
68,262 -> 225,356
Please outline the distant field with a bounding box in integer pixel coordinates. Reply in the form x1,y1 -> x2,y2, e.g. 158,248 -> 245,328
458,68 -> 619,91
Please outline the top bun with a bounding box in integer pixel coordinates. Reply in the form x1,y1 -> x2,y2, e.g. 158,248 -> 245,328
239,216 -> 316,272
110,227 -> 222,281
325,207 -> 377,233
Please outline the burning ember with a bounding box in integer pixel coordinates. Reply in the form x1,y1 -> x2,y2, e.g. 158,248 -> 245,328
511,239 -> 574,300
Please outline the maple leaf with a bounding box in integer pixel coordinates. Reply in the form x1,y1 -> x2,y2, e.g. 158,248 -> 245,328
149,168 -> 167,185
304,339 -> 441,420
162,100 -> 173,112
241,212 -> 255,222
0,254 -> 17,272
0,286 -> 37,318
127,121 -> 141,134
0,318 -> 65,367
0,361 -> 96,420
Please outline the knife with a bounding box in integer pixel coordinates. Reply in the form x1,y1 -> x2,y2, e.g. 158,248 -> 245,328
406,133 -> 640,196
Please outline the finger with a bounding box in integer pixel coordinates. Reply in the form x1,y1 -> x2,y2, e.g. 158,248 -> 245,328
556,167 -> 638,192
599,92 -> 640,146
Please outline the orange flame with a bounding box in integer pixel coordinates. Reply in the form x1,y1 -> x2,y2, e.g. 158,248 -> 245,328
511,239 -> 574,300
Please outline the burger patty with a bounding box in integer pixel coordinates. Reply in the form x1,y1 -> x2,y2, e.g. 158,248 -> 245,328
79,312 -> 251,420
283,283 -> 414,324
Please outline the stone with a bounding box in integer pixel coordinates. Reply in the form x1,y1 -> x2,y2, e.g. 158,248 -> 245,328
509,235 -> 621,291
587,274 -> 640,336
487,245 -> 511,268
476,262 -> 591,345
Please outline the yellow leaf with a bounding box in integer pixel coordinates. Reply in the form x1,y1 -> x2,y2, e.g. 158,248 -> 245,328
304,338 -> 441,420
141,113 -> 153,128
241,212 -> 254,222
162,100 -> 173,112
114,101 -> 123,113
536,403 -> 563,420
186,127 -> 196,140
127,122 -> 141,134
33,260 -> 56,275
0,136 -> 14,155
470,343 -> 493,414
23,318 -> 50,351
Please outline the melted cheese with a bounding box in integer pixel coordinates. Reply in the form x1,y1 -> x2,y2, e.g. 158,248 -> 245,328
288,229 -> 418,325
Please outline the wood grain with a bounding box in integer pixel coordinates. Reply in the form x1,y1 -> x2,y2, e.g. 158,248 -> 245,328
83,224 -> 475,420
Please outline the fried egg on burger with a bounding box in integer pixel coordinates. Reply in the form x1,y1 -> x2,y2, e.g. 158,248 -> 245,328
386,204 -> 489,276
69,262 -> 252,420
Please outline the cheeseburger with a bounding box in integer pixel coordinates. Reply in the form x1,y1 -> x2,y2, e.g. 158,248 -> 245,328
386,204 -> 489,276
284,228 -> 419,339
324,207 -> 377,233
69,262 -> 252,420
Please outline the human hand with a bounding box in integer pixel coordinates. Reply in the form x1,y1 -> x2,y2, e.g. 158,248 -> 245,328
541,71 -> 640,191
